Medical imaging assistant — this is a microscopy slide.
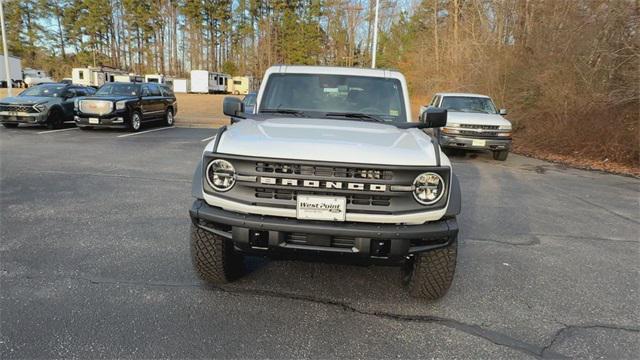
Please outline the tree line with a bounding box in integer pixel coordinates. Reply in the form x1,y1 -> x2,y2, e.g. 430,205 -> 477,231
3,0 -> 639,167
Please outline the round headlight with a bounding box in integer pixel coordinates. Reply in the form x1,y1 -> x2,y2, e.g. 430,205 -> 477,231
206,159 -> 236,192
413,172 -> 445,205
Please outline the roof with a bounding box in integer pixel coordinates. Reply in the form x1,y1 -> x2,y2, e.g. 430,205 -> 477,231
266,65 -> 403,79
435,92 -> 491,98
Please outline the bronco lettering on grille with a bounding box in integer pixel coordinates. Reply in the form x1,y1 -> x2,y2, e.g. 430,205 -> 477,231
259,177 -> 387,192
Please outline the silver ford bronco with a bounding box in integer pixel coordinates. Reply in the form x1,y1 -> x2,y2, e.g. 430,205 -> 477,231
190,66 -> 462,299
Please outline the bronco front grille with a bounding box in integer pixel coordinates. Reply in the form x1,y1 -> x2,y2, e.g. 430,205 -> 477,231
0,104 -> 38,113
255,188 -> 392,206
256,161 -> 393,180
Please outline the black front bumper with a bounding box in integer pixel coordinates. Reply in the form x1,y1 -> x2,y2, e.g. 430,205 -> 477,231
190,199 -> 458,263
75,110 -> 129,129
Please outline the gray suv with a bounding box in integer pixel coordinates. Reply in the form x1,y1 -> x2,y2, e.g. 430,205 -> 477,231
0,83 -> 95,129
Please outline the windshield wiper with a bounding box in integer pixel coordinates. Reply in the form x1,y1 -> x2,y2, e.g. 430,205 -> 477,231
324,112 -> 386,123
261,108 -> 306,117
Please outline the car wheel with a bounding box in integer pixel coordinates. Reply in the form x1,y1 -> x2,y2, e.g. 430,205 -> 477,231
164,108 -> 174,126
493,150 -> 509,161
129,111 -> 142,132
2,123 -> 19,128
402,236 -> 457,300
46,108 -> 64,129
190,223 -> 244,284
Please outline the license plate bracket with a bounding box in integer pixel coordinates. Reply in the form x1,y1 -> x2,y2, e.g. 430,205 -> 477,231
296,195 -> 346,222
472,139 -> 486,147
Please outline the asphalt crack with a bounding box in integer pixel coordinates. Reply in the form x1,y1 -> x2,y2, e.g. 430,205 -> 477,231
541,322 -> 640,357
13,273 -> 638,359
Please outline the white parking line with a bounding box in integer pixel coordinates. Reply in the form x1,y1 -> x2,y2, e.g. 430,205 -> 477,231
200,135 -> 216,142
117,127 -> 174,138
38,127 -> 80,134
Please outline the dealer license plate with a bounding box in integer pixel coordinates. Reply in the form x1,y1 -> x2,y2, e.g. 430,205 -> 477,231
472,139 -> 486,147
296,195 -> 346,222
89,118 -> 99,124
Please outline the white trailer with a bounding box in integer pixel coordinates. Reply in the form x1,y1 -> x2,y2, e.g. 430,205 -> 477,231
173,79 -> 189,93
23,68 -> 54,87
229,76 -> 254,95
0,55 -> 22,87
145,74 -> 165,83
211,72 -> 229,93
72,67 -> 128,87
190,70 -> 210,93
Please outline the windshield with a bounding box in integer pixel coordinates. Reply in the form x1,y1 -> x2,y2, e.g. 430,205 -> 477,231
259,73 -> 406,123
20,85 -> 66,97
95,83 -> 140,96
243,94 -> 256,107
440,96 -> 497,114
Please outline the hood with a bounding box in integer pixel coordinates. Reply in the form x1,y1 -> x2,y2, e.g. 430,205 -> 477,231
82,95 -> 138,102
209,117 -> 439,166
0,96 -> 57,105
446,111 -> 511,127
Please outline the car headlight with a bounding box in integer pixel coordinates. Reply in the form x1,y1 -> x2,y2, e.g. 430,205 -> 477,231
413,172 -> 445,205
205,159 -> 236,192
34,103 -> 48,112
115,100 -> 127,110
442,127 -> 461,135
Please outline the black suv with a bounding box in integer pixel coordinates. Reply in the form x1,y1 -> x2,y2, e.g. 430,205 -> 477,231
0,83 -> 95,129
75,82 -> 177,132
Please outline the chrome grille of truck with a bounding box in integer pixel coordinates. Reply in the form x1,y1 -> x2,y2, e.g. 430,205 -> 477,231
0,104 -> 38,113
459,124 -> 499,130
79,100 -> 113,115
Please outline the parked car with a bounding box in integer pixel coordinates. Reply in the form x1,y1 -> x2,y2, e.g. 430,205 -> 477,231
427,92 -> 512,161
241,92 -> 256,113
74,82 -> 177,132
0,83 -> 94,129
189,66 -> 461,300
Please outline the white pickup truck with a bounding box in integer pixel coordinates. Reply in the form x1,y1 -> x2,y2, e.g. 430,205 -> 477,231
428,93 -> 512,161
189,66 -> 462,299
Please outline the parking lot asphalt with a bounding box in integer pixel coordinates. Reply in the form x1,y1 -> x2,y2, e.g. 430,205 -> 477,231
1,124 -> 638,359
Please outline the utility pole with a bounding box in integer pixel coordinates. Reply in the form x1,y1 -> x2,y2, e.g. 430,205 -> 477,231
0,0 -> 12,96
371,0 -> 380,68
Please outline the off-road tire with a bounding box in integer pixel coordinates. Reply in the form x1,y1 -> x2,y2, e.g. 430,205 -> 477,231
190,223 -> 244,284
493,150 -> 509,161
2,123 -> 18,128
403,237 -> 457,300
46,108 -> 64,129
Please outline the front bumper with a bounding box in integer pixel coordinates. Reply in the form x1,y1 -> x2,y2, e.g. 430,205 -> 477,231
440,135 -> 511,151
190,199 -> 458,263
0,111 -> 47,124
75,111 -> 128,129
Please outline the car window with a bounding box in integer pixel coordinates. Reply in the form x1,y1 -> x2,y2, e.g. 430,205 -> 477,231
96,83 -> 140,96
73,88 -> 86,97
65,89 -> 77,98
440,96 -> 497,114
160,85 -> 174,97
20,84 -> 67,97
141,85 -> 150,97
149,84 -> 162,96
431,95 -> 440,107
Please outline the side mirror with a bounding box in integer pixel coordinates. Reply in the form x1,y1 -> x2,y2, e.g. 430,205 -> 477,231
499,108 -> 508,115
419,108 -> 447,128
223,97 -> 244,117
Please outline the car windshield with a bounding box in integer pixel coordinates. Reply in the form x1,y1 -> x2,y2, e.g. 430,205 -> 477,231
20,85 -> 66,97
95,83 -> 140,96
440,96 -> 497,114
243,94 -> 256,107
259,73 -> 406,123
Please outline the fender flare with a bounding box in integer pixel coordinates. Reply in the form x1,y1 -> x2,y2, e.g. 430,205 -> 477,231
192,159 -> 204,199
445,173 -> 462,217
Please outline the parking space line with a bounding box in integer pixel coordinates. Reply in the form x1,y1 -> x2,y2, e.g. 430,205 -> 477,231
201,135 -> 216,142
117,127 -> 174,138
38,127 -> 80,134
